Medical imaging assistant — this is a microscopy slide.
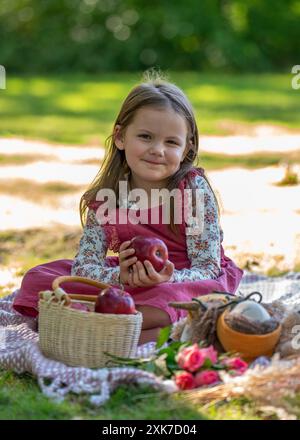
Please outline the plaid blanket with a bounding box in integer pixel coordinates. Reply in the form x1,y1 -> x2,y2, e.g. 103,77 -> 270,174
0,271 -> 299,406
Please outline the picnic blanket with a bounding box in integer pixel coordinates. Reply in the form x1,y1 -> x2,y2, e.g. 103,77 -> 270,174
1,271 -> 300,406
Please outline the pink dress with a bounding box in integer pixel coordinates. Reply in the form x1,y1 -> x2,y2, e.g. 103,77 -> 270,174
13,168 -> 243,321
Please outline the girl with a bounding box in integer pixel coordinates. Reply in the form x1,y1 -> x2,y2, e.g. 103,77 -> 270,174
13,71 -> 243,344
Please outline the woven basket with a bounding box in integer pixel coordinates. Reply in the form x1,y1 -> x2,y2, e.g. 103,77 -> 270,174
38,276 -> 143,368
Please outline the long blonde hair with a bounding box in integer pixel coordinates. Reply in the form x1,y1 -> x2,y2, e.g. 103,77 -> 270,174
80,69 -> 218,237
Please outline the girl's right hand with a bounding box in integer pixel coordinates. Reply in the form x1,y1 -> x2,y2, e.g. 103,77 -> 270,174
119,240 -> 137,285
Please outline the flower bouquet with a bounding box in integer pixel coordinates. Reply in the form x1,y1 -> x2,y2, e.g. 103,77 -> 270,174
105,326 -> 248,391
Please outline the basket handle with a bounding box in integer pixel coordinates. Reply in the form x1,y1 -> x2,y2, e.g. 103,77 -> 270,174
52,276 -> 112,303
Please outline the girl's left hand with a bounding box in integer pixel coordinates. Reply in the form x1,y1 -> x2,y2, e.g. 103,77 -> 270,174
128,259 -> 175,287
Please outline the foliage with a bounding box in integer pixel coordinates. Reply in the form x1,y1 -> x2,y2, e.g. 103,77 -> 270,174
0,0 -> 299,73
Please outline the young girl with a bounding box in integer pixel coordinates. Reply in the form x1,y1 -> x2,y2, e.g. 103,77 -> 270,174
13,72 -> 243,344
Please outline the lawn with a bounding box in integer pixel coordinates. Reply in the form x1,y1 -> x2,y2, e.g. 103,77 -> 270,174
1,72 -> 299,145
0,370 -> 266,420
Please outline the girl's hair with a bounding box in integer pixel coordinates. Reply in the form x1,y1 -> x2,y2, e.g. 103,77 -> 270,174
80,68 -> 219,237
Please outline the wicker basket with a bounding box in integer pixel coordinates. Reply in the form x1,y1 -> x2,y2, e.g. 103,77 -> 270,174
38,276 -> 143,368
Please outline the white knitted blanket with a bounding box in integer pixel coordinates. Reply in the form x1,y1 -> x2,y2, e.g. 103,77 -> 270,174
0,271 -> 300,406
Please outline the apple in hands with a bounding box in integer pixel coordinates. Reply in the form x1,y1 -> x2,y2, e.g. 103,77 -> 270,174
95,287 -> 136,315
130,236 -> 168,273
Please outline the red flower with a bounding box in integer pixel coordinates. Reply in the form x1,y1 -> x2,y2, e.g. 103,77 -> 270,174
175,371 -> 196,390
200,345 -> 218,364
176,344 -> 205,372
195,370 -> 220,387
222,357 -> 248,374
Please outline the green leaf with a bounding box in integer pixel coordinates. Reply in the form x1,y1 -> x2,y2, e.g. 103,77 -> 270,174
202,358 -> 213,369
157,340 -> 187,356
103,352 -> 153,368
103,352 -> 141,362
156,326 -> 171,349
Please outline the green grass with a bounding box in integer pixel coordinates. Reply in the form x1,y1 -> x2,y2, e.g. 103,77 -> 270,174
0,178 -> 82,206
0,370 -> 204,420
0,153 -> 55,166
200,151 -> 300,170
0,227 -> 81,274
0,369 -> 270,420
0,72 -> 299,145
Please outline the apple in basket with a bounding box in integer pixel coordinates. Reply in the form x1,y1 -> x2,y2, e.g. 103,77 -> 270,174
131,236 -> 168,272
71,302 -> 90,312
95,287 -> 136,315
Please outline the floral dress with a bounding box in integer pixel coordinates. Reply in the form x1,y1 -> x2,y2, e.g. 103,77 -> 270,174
13,167 -> 243,322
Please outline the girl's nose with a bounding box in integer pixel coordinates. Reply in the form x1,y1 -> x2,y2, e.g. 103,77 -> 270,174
149,143 -> 164,155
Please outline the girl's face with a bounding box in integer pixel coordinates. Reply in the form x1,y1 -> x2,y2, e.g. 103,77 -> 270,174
114,106 -> 190,191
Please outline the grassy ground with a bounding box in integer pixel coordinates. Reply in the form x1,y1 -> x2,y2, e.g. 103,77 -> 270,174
1,73 -> 299,145
0,370 -> 267,420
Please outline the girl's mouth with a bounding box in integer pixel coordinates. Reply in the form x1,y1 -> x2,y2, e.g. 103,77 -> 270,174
144,160 -> 164,165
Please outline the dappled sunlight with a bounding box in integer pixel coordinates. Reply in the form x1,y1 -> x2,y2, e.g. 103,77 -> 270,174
208,167 -> 300,270
0,162 -> 99,185
0,266 -> 22,295
0,193 -> 81,230
201,133 -> 300,155
209,167 -> 300,212
0,134 -> 299,273
0,138 -> 105,162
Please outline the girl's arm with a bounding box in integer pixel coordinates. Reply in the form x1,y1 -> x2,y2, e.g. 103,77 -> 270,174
71,208 -> 122,286
172,174 -> 221,282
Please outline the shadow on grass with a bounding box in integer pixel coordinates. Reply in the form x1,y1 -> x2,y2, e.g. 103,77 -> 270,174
0,178 -> 83,206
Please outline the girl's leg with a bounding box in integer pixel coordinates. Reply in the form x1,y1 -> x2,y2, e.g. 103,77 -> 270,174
138,327 -> 162,345
136,305 -> 171,330
136,305 -> 171,345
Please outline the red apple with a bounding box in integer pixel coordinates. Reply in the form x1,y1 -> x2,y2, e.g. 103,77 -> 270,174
71,302 -> 90,312
95,287 -> 136,315
130,236 -> 168,272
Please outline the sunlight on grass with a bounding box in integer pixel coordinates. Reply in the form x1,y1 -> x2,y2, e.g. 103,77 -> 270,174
1,73 -> 299,145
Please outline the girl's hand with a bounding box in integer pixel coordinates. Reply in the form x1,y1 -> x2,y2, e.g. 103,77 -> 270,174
128,259 -> 175,287
119,240 -> 137,285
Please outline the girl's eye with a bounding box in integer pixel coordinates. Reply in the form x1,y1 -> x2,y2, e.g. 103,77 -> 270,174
138,134 -> 178,145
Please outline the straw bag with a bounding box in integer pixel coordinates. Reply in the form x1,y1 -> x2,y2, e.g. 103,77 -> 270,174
38,275 -> 143,368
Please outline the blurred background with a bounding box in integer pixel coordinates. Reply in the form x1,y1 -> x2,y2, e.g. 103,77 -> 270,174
0,0 -> 299,296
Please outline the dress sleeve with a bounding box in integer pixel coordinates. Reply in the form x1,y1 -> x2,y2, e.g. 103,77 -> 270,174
172,173 -> 221,282
71,208 -> 121,285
